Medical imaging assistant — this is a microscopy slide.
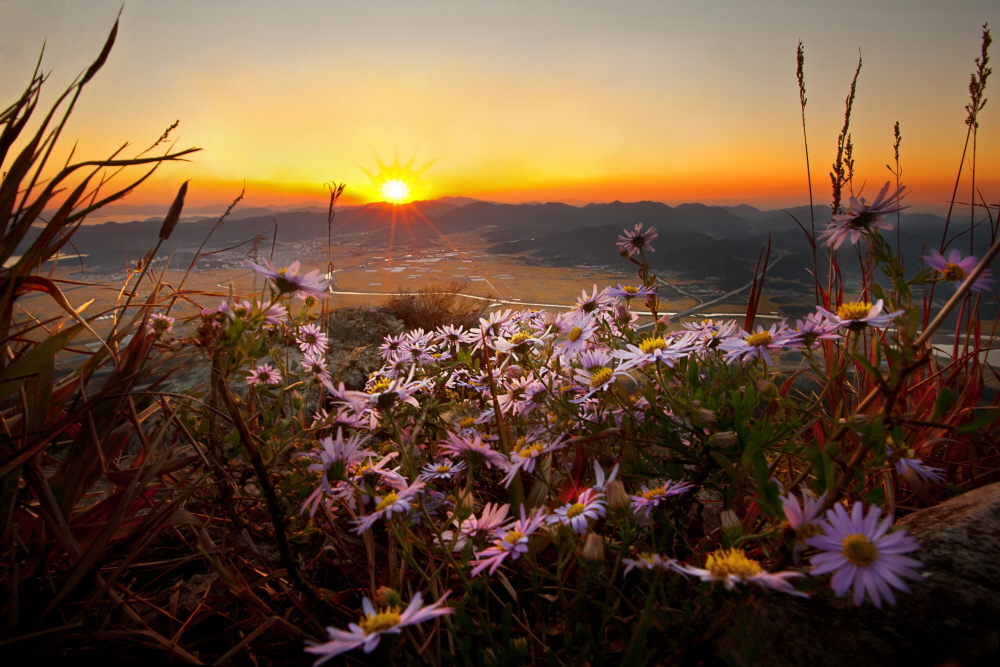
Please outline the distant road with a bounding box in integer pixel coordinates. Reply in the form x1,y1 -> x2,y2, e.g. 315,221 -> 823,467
638,251 -> 788,328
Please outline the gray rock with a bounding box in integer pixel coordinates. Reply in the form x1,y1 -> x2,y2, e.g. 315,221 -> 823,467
723,483 -> 1000,667
326,306 -> 404,390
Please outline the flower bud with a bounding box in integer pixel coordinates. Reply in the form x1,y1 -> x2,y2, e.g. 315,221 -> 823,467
375,586 -> 401,609
158,181 -> 188,241
755,379 -> 776,396
581,532 -> 605,562
720,509 -> 742,547
710,431 -> 738,448
454,488 -> 475,522
290,390 -> 305,410
505,365 -> 524,379
605,480 -> 630,511
692,408 -> 717,425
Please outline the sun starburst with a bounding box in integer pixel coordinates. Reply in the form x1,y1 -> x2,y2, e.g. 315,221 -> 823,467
380,179 -> 412,204
360,153 -> 434,205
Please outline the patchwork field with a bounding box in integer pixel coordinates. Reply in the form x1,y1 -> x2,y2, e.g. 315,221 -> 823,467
17,233 -> 790,362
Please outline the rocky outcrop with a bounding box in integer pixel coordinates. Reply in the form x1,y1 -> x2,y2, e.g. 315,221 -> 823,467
325,306 -> 404,389
723,483 -> 1000,667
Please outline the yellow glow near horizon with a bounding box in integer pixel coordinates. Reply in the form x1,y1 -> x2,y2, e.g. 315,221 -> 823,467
380,179 -> 412,204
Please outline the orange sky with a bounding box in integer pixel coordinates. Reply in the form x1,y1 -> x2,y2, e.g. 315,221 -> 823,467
2,1 -> 998,215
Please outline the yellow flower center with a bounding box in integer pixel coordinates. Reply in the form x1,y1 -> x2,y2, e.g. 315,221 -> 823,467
622,285 -> 640,295
368,377 -> 392,394
705,548 -> 762,580
518,443 -> 546,458
458,417 -> 476,429
638,552 -> 656,565
639,337 -> 668,353
942,263 -> 967,281
745,331 -> 773,347
435,464 -> 452,474
841,533 -> 878,567
590,367 -> 613,388
360,610 -> 401,635
566,502 -> 586,519
567,326 -> 584,342
836,301 -> 872,321
508,332 -> 532,344
431,353 -> 443,359
503,529 -> 524,545
641,486 -> 667,501
797,521 -> 822,539
513,436 -> 528,451
375,492 -> 399,512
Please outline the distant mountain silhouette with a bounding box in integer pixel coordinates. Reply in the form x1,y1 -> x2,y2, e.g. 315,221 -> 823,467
27,197 -> 990,288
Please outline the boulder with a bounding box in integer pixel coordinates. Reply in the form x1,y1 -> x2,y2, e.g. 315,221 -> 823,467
724,483 -> 1000,666
326,306 -> 404,390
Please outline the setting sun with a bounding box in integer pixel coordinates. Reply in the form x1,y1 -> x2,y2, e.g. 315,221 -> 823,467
380,178 -> 412,204
359,153 -> 434,204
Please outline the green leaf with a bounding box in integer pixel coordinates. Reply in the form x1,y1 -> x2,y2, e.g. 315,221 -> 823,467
710,451 -> 741,482
0,323 -> 83,404
958,408 -> 1000,434
932,388 -> 956,422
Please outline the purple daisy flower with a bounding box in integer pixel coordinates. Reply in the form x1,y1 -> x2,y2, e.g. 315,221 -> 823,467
611,332 -> 697,371
501,435 -> 567,487
547,488 -> 606,534
301,351 -> 331,383
923,248 -> 995,292
818,182 -> 907,249
607,283 -> 657,300
781,488 -> 827,563
794,311 -> 842,347
439,502 -> 510,552
719,322 -> 802,365
260,300 -> 288,324
438,431 -> 509,470
146,312 -> 174,337
554,311 -> 599,358
419,459 -> 467,482
617,222 -> 658,257
352,480 -> 425,534
308,428 -> 375,475
304,591 -> 453,665
675,548 -> 807,597
888,445 -> 945,484
574,284 -> 616,314
247,363 -> 281,388
622,552 -> 679,576
435,323 -> 477,349
806,501 -> 923,608
469,506 -> 547,577
297,323 -> 329,356
245,259 -> 330,299
630,479 -> 695,518
817,299 -> 903,331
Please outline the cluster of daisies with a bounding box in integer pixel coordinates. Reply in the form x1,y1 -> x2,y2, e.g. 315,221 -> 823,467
302,474 -> 925,664
216,218 -> 985,665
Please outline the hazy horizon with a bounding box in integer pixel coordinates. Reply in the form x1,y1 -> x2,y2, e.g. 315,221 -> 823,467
3,1 -> 997,215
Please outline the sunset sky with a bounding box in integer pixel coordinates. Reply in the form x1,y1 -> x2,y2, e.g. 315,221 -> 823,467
1,1 -> 997,214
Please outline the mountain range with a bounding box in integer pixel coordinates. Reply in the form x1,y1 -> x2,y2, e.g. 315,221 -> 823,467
24,198 -> 992,291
